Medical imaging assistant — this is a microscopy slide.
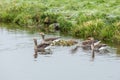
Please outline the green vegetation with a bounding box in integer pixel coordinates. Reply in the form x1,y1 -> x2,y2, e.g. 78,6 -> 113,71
0,0 -> 120,43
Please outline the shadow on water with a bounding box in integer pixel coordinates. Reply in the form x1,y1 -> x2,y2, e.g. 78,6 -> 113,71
0,23 -> 120,80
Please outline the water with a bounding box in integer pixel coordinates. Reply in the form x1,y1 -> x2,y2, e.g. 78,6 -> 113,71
0,25 -> 120,80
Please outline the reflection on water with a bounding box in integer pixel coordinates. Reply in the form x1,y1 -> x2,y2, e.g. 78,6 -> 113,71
0,24 -> 120,80
114,45 -> 120,57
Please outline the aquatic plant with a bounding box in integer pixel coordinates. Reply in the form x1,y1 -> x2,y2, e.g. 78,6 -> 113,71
0,0 -> 120,43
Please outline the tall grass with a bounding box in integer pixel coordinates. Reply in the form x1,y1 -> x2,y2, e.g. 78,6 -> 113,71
0,0 -> 120,43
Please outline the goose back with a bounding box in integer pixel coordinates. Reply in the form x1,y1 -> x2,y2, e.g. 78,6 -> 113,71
44,37 -> 60,42
37,43 -> 50,48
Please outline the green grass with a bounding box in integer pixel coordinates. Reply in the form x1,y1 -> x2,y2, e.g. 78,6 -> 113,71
0,0 -> 120,43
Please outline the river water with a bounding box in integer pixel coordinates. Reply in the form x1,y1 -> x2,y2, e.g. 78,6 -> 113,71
0,24 -> 120,80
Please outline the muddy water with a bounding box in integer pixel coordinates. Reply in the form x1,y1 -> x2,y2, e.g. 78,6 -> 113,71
0,25 -> 120,80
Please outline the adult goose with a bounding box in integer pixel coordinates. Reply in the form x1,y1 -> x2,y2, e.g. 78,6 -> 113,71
91,40 -> 109,59
71,37 -> 108,59
39,32 -> 60,43
33,38 -> 52,57
82,37 -> 100,45
93,43 -> 108,53
71,37 -> 101,52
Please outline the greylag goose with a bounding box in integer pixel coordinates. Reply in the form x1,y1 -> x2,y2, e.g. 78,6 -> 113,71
93,43 -> 109,53
91,41 -> 108,59
39,32 -> 60,43
82,37 -> 99,45
33,38 -> 52,56
71,37 -> 101,52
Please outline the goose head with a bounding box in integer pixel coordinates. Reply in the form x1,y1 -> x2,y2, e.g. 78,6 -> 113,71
39,32 -> 45,40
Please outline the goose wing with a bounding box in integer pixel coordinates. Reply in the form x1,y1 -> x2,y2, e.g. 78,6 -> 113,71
44,37 -> 60,42
37,43 -> 50,48
94,41 -> 101,46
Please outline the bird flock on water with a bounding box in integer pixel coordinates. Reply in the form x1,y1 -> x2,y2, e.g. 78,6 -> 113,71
33,32 -> 109,59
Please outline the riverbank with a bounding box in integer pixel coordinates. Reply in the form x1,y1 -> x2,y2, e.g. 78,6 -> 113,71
0,0 -> 120,43
0,22 -> 120,80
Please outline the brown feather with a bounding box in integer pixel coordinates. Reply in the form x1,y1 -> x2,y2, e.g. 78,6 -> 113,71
44,37 -> 60,42
37,43 -> 50,48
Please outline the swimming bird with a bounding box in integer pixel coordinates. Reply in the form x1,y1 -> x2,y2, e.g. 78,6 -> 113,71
71,37 -> 101,52
33,38 -> 52,56
82,37 -> 99,45
71,37 -> 109,59
93,43 -> 109,53
90,41 -> 108,59
39,32 -> 60,43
